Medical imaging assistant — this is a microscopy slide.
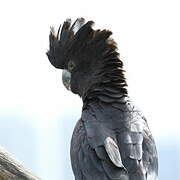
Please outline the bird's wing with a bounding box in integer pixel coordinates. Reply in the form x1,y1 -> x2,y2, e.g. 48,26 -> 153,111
104,136 -> 124,168
82,109 -> 158,180
116,110 -> 158,180
82,110 -> 128,179
117,130 -> 146,179
71,119 -> 126,180
94,136 -> 128,180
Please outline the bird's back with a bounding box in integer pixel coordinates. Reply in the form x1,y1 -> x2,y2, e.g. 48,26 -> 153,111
70,99 -> 158,180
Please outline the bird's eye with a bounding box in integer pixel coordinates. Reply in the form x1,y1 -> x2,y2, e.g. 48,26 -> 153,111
68,61 -> 76,72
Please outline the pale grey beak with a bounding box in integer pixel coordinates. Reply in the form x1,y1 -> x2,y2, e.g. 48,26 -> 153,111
62,69 -> 71,90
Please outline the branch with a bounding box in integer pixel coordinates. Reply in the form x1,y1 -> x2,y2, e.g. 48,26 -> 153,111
0,146 -> 40,180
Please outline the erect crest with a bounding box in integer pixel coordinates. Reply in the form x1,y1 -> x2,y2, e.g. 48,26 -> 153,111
46,18 -> 85,68
47,18 -> 118,70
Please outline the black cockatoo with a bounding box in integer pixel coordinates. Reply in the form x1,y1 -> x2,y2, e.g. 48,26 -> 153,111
47,18 -> 158,180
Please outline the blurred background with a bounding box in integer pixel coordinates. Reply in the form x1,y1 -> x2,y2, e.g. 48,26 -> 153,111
0,0 -> 179,179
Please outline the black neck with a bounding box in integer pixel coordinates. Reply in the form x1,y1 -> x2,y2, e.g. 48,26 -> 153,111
82,54 -> 128,105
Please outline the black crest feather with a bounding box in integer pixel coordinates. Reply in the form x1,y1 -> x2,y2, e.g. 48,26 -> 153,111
46,18 -> 117,69
47,18 -> 85,68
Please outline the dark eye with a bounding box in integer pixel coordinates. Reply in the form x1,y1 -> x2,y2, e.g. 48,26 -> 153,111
68,61 -> 76,72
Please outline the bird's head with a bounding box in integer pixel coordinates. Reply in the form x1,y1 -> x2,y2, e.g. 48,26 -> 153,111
47,18 -> 127,98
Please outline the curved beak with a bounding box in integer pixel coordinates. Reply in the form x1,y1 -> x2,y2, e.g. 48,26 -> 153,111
62,70 -> 71,90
